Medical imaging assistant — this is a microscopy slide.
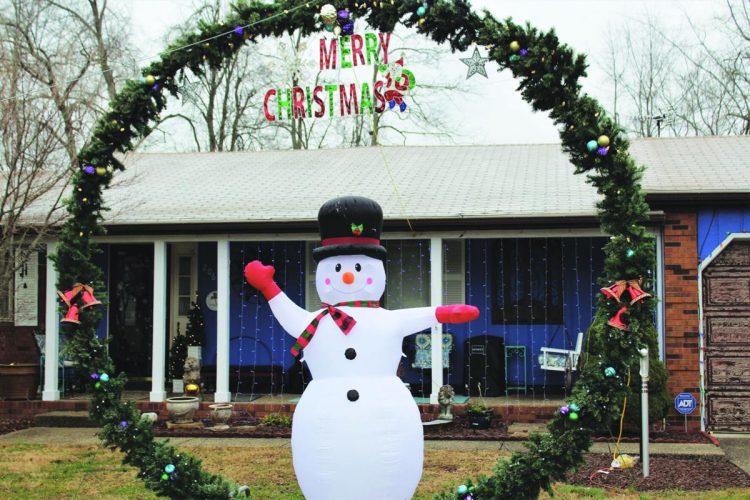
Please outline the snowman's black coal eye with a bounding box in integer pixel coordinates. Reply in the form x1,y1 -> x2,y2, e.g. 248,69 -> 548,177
355,263 -> 362,272
335,263 -> 342,272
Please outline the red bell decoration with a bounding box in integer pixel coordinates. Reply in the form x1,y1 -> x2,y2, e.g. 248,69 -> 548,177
57,283 -> 83,307
601,280 -> 627,302
627,280 -> 651,304
607,305 -> 629,331
62,303 -> 81,324
80,284 -> 102,310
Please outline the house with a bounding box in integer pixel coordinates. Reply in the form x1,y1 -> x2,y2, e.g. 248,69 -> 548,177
1,135 -> 748,432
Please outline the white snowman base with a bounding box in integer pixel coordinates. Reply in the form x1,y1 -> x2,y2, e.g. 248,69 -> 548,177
292,376 -> 423,500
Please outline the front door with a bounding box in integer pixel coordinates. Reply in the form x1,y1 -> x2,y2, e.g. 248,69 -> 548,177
170,243 -> 198,345
703,239 -> 750,431
108,244 -> 154,387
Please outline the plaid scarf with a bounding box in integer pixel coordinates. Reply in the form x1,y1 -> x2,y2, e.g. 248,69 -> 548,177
290,301 -> 380,356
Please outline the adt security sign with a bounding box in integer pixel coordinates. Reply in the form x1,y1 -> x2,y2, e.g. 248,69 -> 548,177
674,393 -> 697,415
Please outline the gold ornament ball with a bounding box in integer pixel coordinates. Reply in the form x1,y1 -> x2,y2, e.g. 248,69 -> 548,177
597,135 -> 610,147
185,383 -> 200,394
509,41 -> 520,52
144,75 -> 156,86
96,167 -> 107,176
320,4 -> 337,25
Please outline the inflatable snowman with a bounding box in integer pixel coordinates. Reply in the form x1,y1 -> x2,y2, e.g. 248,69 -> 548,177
244,196 -> 479,500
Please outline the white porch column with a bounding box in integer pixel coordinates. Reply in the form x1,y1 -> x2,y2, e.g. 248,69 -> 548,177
150,241 -> 168,402
214,239 -> 231,403
43,241 -> 60,401
429,237 -> 444,404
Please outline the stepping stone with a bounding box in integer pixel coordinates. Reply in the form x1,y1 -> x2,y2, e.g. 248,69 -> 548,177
33,411 -> 97,428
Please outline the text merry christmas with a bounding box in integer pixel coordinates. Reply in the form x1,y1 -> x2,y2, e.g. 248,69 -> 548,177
262,32 -> 416,121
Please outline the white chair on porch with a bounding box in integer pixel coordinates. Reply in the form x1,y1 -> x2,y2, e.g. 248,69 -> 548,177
538,331 -> 584,390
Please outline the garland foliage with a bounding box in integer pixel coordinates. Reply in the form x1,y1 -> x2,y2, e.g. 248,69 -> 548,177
54,0 -> 667,498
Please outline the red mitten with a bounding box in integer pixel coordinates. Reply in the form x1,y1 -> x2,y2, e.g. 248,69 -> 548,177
244,260 -> 281,300
436,304 -> 480,324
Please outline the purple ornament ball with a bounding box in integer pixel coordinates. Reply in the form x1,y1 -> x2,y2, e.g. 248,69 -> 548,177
559,405 -> 570,416
83,165 -> 96,175
233,26 -> 244,36
519,48 -> 528,56
597,146 -> 609,156
341,21 -> 354,36
90,373 -> 100,380
120,420 -> 128,428
337,9 -> 349,20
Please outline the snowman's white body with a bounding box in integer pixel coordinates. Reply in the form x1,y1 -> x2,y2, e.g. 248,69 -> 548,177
268,255 -> 438,500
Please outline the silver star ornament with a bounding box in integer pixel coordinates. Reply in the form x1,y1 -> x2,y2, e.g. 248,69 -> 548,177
460,47 -> 490,79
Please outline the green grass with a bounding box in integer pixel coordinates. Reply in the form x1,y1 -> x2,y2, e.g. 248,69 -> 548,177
1,442 -> 750,499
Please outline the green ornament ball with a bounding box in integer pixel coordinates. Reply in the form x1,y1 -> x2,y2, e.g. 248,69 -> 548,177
458,485 -> 468,495
95,381 -> 101,389
161,473 -> 169,481
165,464 -> 175,474
626,248 -> 635,258
509,40 -> 520,52
416,5 -> 426,16
570,403 -> 580,412
604,366 -> 616,377
569,412 -> 579,421
100,373 -> 110,382
509,54 -> 520,62
586,139 -> 598,152
597,134 -> 610,147
324,24 -> 334,32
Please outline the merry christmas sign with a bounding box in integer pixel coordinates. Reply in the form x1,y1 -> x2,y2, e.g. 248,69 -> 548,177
262,32 -> 416,121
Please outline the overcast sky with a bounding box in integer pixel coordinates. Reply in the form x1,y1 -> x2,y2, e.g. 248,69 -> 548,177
127,0 -> 725,147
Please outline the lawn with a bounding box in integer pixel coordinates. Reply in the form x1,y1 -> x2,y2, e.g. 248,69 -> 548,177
1,442 -> 750,499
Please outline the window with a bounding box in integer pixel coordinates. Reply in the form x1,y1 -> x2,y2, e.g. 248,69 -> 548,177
383,240 -> 430,309
492,238 -> 563,324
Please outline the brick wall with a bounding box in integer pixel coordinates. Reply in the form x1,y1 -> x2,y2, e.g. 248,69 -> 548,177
663,212 -> 701,431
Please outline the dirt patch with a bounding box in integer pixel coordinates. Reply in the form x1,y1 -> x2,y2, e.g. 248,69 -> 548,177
0,418 -> 32,436
568,453 -> 750,491
152,416 -> 712,444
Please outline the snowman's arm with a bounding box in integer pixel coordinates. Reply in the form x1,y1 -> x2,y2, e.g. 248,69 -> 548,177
394,307 -> 440,337
395,304 -> 481,337
268,293 -> 313,339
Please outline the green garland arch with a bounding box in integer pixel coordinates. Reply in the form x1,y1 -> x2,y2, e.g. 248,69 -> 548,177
54,0 -> 664,498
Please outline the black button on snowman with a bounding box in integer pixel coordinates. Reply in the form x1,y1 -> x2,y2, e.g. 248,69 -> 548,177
244,196 -> 480,500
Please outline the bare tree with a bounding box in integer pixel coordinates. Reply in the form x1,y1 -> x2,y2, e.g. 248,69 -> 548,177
602,1 -> 749,137
0,0 -> 134,319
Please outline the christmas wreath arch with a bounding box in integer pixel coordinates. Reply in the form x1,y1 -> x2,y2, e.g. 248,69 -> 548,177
55,1 -> 664,498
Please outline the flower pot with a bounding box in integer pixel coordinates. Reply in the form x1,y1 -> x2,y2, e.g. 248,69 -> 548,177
468,410 -> 493,430
0,363 -> 40,400
165,396 -> 200,423
209,403 -> 233,429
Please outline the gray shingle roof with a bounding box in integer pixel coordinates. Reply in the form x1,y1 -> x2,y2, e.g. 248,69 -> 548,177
101,135 -> 749,226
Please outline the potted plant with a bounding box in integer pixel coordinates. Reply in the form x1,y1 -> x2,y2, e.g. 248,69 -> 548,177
185,298 -> 205,363
466,401 -> 493,430
169,324 -> 188,393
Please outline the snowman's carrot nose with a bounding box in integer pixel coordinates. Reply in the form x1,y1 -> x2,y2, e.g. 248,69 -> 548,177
342,271 -> 355,284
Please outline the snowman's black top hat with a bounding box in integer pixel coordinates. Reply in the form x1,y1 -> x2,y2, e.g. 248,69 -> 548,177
312,196 -> 387,262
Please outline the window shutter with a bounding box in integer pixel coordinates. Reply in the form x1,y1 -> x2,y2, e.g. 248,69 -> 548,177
304,242 -> 319,310
442,240 -> 465,305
